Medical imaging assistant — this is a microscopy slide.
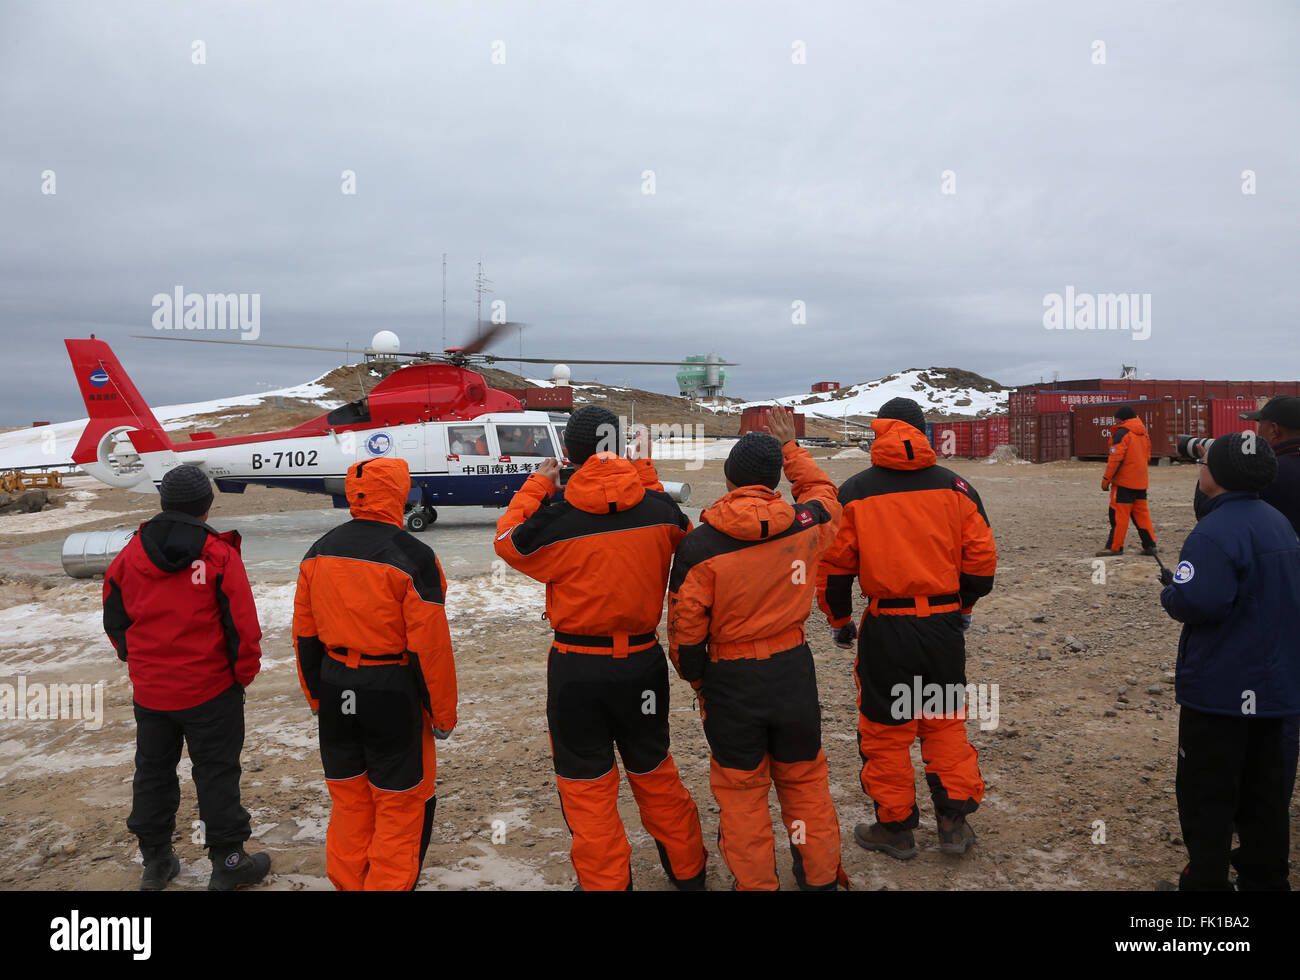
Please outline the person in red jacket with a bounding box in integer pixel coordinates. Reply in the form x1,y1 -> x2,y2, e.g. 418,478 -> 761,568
494,406 -> 707,891
294,456 -> 457,891
102,464 -> 270,891
1097,405 -> 1157,556
668,408 -> 848,890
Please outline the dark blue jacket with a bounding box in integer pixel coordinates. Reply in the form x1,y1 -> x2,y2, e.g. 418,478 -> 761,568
1162,490 -> 1300,718
1194,438 -> 1300,535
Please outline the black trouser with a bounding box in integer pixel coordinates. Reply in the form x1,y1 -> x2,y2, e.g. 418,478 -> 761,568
1176,706 -> 1290,891
129,683 -> 250,851
701,645 -> 822,771
856,608 -> 966,726
547,645 -> 673,780
318,656 -> 425,791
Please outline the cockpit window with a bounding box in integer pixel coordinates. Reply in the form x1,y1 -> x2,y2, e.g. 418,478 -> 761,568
327,399 -> 371,427
496,425 -> 555,458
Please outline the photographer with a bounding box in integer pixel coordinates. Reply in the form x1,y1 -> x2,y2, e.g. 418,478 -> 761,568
1190,396 -> 1300,804
1161,432 -> 1300,890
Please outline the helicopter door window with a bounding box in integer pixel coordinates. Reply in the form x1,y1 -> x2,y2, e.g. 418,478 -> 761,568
496,424 -> 555,459
447,425 -> 489,457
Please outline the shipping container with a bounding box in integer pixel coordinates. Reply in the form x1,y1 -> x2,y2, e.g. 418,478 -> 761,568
970,419 -> 989,458
1008,411 -> 1073,462
1072,398 -> 1208,460
1211,399 -> 1261,438
811,381 -> 840,393
987,416 -> 1010,448
932,421 -> 973,458
739,406 -> 806,437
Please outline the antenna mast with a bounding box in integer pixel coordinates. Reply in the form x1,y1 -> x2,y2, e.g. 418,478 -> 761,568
474,259 -> 493,341
441,253 -> 447,349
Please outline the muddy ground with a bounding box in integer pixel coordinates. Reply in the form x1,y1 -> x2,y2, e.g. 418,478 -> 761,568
1,454 -> 1293,891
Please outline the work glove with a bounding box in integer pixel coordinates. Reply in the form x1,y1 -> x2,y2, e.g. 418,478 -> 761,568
831,623 -> 857,650
961,613 -> 973,632
432,726 -> 453,740
1159,568 -> 1174,587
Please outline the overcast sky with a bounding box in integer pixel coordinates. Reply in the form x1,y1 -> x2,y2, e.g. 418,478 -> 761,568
2,0 -> 1296,423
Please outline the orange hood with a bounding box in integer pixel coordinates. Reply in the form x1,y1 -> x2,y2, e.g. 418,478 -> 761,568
563,452 -> 647,515
1118,417 -> 1148,438
869,418 -> 937,471
701,487 -> 794,541
346,457 -> 411,526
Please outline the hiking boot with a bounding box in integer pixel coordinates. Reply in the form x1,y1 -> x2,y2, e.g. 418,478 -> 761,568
140,846 -> 180,891
207,846 -> 271,891
853,822 -> 917,860
937,814 -> 976,855
1141,545 -> 1159,556
1095,548 -> 1123,557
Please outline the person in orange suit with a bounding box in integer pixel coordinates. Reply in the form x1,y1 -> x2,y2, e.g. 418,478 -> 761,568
495,406 -> 707,891
1097,405 -> 1157,556
668,407 -> 849,891
817,397 -> 997,859
293,456 -> 457,890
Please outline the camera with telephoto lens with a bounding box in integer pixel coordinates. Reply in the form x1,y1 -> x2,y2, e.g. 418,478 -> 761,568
1177,435 -> 1214,461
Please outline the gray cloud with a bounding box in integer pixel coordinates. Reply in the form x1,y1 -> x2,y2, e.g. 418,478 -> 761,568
2,0 -> 1296,423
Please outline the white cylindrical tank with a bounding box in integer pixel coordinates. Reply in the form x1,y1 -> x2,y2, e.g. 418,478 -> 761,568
552,364 -> 572,386
660,481 -> 691,505
62,528 -> 137,579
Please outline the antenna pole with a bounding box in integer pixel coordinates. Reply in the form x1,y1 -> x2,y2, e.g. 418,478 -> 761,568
441,253 -> 447,349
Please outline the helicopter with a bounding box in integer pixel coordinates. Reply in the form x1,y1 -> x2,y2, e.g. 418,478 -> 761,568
64,323 -> 736,531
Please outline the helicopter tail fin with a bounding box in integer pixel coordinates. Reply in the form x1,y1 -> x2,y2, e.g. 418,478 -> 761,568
65,337 -> 171,487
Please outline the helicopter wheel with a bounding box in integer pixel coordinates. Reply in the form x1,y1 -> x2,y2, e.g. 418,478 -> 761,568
405,507 -> 431,533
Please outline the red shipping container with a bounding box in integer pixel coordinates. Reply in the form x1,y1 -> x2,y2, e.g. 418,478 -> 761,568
1200,381 -> 1229,399
1211,399 -> 1261,438
970,420 -> 990,458
524,387 -> 574,409
1036,412 -> 1073,462
1276,382 -> 1300,397
932,420 -> 973,458
987,416 -> 1010,448
1072,399 -> 1206,460
739,407 -> 806,437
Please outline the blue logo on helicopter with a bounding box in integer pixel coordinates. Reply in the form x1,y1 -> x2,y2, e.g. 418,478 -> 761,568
366,432 -> 393,456
89,369 -> 109,387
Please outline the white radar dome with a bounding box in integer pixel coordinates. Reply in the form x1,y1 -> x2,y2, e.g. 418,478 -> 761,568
370,330 -> 401,355
552,363 -> 572,385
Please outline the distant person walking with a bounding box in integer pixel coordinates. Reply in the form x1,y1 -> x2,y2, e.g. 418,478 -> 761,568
1097,405 -> 1157,557
103,464 -> 270,891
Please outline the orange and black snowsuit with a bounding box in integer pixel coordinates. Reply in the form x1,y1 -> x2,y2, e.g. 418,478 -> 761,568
668,442 -> 848,891
494,452 -> 707,890
816,419 -> 996,829
293,457 -> 457,891
1102,416 -> 1156,552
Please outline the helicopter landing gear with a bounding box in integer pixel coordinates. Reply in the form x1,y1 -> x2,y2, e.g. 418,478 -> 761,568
405,505 -> 437,533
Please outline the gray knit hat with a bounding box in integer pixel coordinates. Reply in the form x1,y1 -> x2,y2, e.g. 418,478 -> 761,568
564,406 -> 621,465
160,464 -> 213,517
877,397 -> 926,433
725,432 -> 784,489
1207,431 -> 1277,493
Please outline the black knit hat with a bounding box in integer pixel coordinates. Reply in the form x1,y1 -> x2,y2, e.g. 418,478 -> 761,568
877,397 -> 925,433
1206,431 -> 1277,492
160,464 -> 214,517
564,406 -> 620,465
725,432 -> 784,489
1114,405 -> 1137,421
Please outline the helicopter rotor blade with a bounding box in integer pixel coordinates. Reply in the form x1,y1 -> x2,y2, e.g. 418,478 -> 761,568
134,335 -> 373,355
491,356 -> 739,366
459,321 -> 525,356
